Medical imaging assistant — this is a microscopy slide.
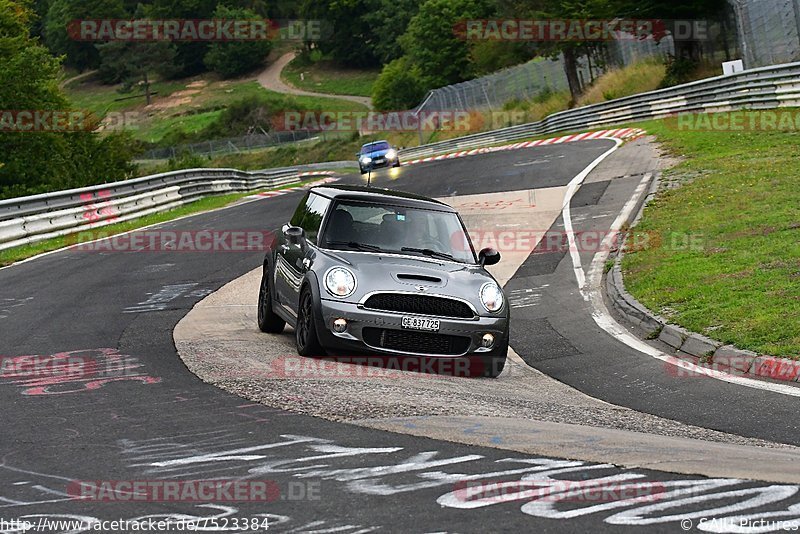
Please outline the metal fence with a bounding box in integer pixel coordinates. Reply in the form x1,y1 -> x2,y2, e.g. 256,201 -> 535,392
399,60 -> 800,160
731,0 -> 800,68
415,35 -> 675,114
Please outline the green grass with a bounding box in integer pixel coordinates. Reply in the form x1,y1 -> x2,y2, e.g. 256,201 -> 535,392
259,87 -> 368,112
0,178 -> 319,267
139,110 -> 224,144
65,77 -> 368,146
622,113 -> 800,359
283,55 -> 378,97
501,59 -> 666,124
577,59 -> 666,105
65,76 -> 187,117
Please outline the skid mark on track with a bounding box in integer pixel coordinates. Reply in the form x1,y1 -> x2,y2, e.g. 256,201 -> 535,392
0,297 -> 33,319
124,283 -> 214,314
508,284 -> 549,308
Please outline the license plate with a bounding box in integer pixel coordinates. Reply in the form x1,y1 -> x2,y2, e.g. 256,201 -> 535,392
401,316 -> 440,331
374,158 -> 385,164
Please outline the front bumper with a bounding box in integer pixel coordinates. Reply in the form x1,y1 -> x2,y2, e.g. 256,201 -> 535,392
315,298 -> 508,359
360,156 -> 397,170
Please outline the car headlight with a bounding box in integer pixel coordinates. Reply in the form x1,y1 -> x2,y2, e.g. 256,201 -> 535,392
479,282 -> 504,312
325,267 -> 357,298
385,149 -> 397,160
360,156 -> 372,164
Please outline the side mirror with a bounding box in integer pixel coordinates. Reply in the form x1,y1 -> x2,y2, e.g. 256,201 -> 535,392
356,153 -> 362,158
284,225 -> 305,246
479,247 -> 501,266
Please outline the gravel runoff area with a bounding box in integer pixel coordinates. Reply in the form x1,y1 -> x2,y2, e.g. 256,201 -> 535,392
175,266 -> 793,451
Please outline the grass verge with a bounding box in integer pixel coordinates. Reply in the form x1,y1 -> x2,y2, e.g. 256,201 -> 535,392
283,53 -> 378,97
502,59 -> 666,121
0,178 -> 323,267
623,113 -> 800,359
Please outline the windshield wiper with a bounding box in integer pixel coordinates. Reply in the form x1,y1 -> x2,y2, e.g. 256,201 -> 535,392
327,241 -> 382,252
401,247 -> 459,262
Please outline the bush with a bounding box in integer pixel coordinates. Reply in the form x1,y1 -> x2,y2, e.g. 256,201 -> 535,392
372,58 -> 427,111
658,56 -> 697,88
203,6 -> 272,78
206,96 -> 277,137
155,93 -> 306,148
165,151 -> 209,171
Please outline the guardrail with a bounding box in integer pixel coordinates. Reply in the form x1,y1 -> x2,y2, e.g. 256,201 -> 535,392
398,60 -> 800,160
5,60 -> 800,253
0,164 -> 348,252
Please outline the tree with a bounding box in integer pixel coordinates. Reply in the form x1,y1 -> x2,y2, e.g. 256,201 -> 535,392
361,0 -> 423,64
618,0 -> 729,61
469,40 -> 531,76
498,0 -> 623,102
203,5 -> 272,78
143,0 -> 217,76
0,0 -> 135,199
31,0 -> 51,39
400,0 -> 496,88
97,41 -> 176,104
43,0 -> 126,70
299,0 -> 381,67
372,57 -> 426,111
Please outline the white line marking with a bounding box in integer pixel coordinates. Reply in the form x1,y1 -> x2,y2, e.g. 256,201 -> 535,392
570,169 -> 800,397
561,138 -> 623,290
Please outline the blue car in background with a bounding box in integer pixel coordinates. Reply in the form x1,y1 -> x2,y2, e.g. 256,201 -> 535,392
358,140 -> 401,174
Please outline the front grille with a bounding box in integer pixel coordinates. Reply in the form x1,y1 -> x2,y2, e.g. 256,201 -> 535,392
362,328 -> 470,355
363,293 -> 474,318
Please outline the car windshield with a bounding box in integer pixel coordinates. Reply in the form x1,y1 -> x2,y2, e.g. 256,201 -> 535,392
361,142 -> 390,154
320,199 -> 476,263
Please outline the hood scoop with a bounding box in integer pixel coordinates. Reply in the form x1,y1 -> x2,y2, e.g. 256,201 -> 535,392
392,273 -> 447,288
396,273 -> 442,284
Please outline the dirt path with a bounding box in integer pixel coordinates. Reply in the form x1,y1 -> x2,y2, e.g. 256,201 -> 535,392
256,51 -> 373,109
60,70 -> 97,89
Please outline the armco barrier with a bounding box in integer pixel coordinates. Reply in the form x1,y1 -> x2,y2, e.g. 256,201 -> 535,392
398,61 -> 800,160
5,60 -> 800,252
0,165 -> 345,251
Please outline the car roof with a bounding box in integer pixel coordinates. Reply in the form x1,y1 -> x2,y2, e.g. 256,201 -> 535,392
361,140 -> 390,148
309,185 -> 455,211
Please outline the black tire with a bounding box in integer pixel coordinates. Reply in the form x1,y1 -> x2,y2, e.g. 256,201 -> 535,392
295,286 -> 324,356
359,166 -> 366,174
257,269 -> 285,333
393,160 -> 401,168
480,342 -> 508,378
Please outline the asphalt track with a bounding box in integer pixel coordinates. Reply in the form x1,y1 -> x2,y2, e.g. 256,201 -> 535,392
1,139 -> 799,533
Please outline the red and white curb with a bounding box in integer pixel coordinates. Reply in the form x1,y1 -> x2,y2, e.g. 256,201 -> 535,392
245,175 -> 340,200
400,128 -> 645,167
244,127 -> 645,201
